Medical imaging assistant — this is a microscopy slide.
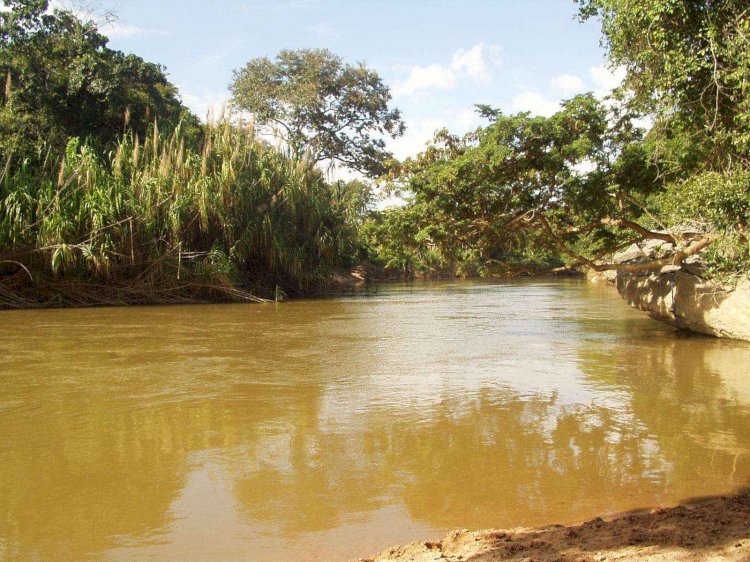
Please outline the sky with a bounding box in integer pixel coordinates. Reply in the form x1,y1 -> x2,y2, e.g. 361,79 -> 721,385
52,0 -> 622,163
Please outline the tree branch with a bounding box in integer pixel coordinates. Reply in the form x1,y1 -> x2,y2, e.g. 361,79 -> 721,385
599,218 -> 676,243
534,213 -> 714,274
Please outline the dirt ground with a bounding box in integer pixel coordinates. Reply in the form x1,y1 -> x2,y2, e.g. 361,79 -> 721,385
354,490 -> 750,562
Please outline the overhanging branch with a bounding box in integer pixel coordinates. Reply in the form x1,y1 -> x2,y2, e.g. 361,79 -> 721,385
534,213 -> 714,274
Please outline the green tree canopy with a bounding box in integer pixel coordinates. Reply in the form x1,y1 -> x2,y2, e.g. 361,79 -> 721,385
366,3 -> 750,279
0,0 -> 198,159
367,96 -> 684,276
230,48 -> 405,178
577,0 -> 750,169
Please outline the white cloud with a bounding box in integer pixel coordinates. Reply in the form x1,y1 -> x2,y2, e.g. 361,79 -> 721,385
388,116 -> 444,159
101,22 -> 169,39
550,73 -> 586,96
510,91 -> 560,117
387,106 -> 483,160
392,43 -> 501,98
505,64 -> 627,118
179,89 -> 231,121
393,64 -> 456,97
451,43 -> 500,84
589,64 -> 627,96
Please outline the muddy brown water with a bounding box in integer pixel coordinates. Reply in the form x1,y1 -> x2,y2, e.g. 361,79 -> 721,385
1,279 -> 749,561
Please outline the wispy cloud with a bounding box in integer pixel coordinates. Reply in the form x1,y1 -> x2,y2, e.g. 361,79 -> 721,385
550,73 -> 586,96
239,0 -> 319,11
392,43 -> 501,98
101,22 -> 169,39
510,91 -> 561,117
393,64 -> 456,97
505,63 -> 628,118
451,44 -> 498,84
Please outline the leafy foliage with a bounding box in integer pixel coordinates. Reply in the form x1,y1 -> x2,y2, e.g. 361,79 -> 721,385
651,171 -> 750,274
230,48 -> 405,177
366,96 -> 655,276
367,2 -> 750,280
577,0 -> 750,169
0,0 -> 200,161
0,119 -> 361,305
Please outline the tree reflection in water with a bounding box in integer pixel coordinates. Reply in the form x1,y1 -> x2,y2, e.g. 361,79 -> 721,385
0,280 -> 748,561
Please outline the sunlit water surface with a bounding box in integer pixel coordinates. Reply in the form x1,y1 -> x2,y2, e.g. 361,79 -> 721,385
1,279 -> 749,561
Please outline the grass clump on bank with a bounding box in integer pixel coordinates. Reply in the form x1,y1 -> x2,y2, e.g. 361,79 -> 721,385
0,118 -> 359,308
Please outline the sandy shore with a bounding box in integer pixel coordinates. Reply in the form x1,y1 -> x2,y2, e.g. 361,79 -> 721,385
354,490 -> 750,561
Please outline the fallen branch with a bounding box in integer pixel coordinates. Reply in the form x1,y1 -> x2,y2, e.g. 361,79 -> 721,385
0,260 -> 33,282
596,236 -> 714,273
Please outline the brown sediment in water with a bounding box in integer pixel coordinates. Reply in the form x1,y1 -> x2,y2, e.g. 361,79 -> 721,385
355,490 -> 750,562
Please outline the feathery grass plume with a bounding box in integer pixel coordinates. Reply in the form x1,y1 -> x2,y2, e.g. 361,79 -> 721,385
0,118 -> 359,308
3,71 -> 10,103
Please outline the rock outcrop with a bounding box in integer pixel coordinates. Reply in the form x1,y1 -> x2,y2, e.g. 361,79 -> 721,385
607,240 -> 750,341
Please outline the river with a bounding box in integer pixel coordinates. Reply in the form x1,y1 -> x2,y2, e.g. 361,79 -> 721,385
1,279 -> 749,561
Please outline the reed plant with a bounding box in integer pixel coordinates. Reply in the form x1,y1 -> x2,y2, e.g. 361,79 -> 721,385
0,115 -> 358,307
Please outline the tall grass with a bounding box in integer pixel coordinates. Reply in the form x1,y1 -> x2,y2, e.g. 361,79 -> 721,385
0,117 -> 357,307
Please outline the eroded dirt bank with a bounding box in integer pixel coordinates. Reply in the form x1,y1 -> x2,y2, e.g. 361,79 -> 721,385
355,490 -> 750,562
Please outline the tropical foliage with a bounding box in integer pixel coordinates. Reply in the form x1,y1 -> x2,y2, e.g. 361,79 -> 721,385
230,48 -> 405,177
0,117 -> 359,306
577,0 -> 750,168
0,1 -> 373,307
2,0 -> 750,308
366,96 -> 660,276
366,0 -> 750,280
0,0 -> 200,161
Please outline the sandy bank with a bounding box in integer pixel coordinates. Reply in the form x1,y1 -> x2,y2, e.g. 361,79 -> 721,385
355,490 -> 750,561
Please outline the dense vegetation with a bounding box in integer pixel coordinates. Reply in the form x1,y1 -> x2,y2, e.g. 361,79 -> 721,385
364,96 -> 654,276
0,119 -> 363,306
1,0 -> 749,308
0,1 -> 373,307
0,0 -> 200,161
365,0 -> 750,281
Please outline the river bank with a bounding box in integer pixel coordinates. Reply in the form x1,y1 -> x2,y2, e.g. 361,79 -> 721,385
584,238 -> 750,342
0,261 -> 580,309
355,490 -> 750,562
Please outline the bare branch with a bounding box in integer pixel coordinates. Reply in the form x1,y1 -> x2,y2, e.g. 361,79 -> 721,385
599,218 -> 676,243
535,213 -> 714,274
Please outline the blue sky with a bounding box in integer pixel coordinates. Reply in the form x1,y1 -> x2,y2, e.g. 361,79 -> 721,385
55,0 -> 621,160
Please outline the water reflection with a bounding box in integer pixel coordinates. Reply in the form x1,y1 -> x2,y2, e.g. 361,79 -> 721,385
0,280 -> 748,561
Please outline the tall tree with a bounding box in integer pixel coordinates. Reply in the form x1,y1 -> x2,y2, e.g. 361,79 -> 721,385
367,96 -> 707,276
0,0 -> 198,159
574,0 -> 750,275
577,0 -> 750,169
230,48 -> 405,177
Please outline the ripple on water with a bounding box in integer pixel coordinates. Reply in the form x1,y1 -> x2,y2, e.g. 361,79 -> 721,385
0,278 -> 749,562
